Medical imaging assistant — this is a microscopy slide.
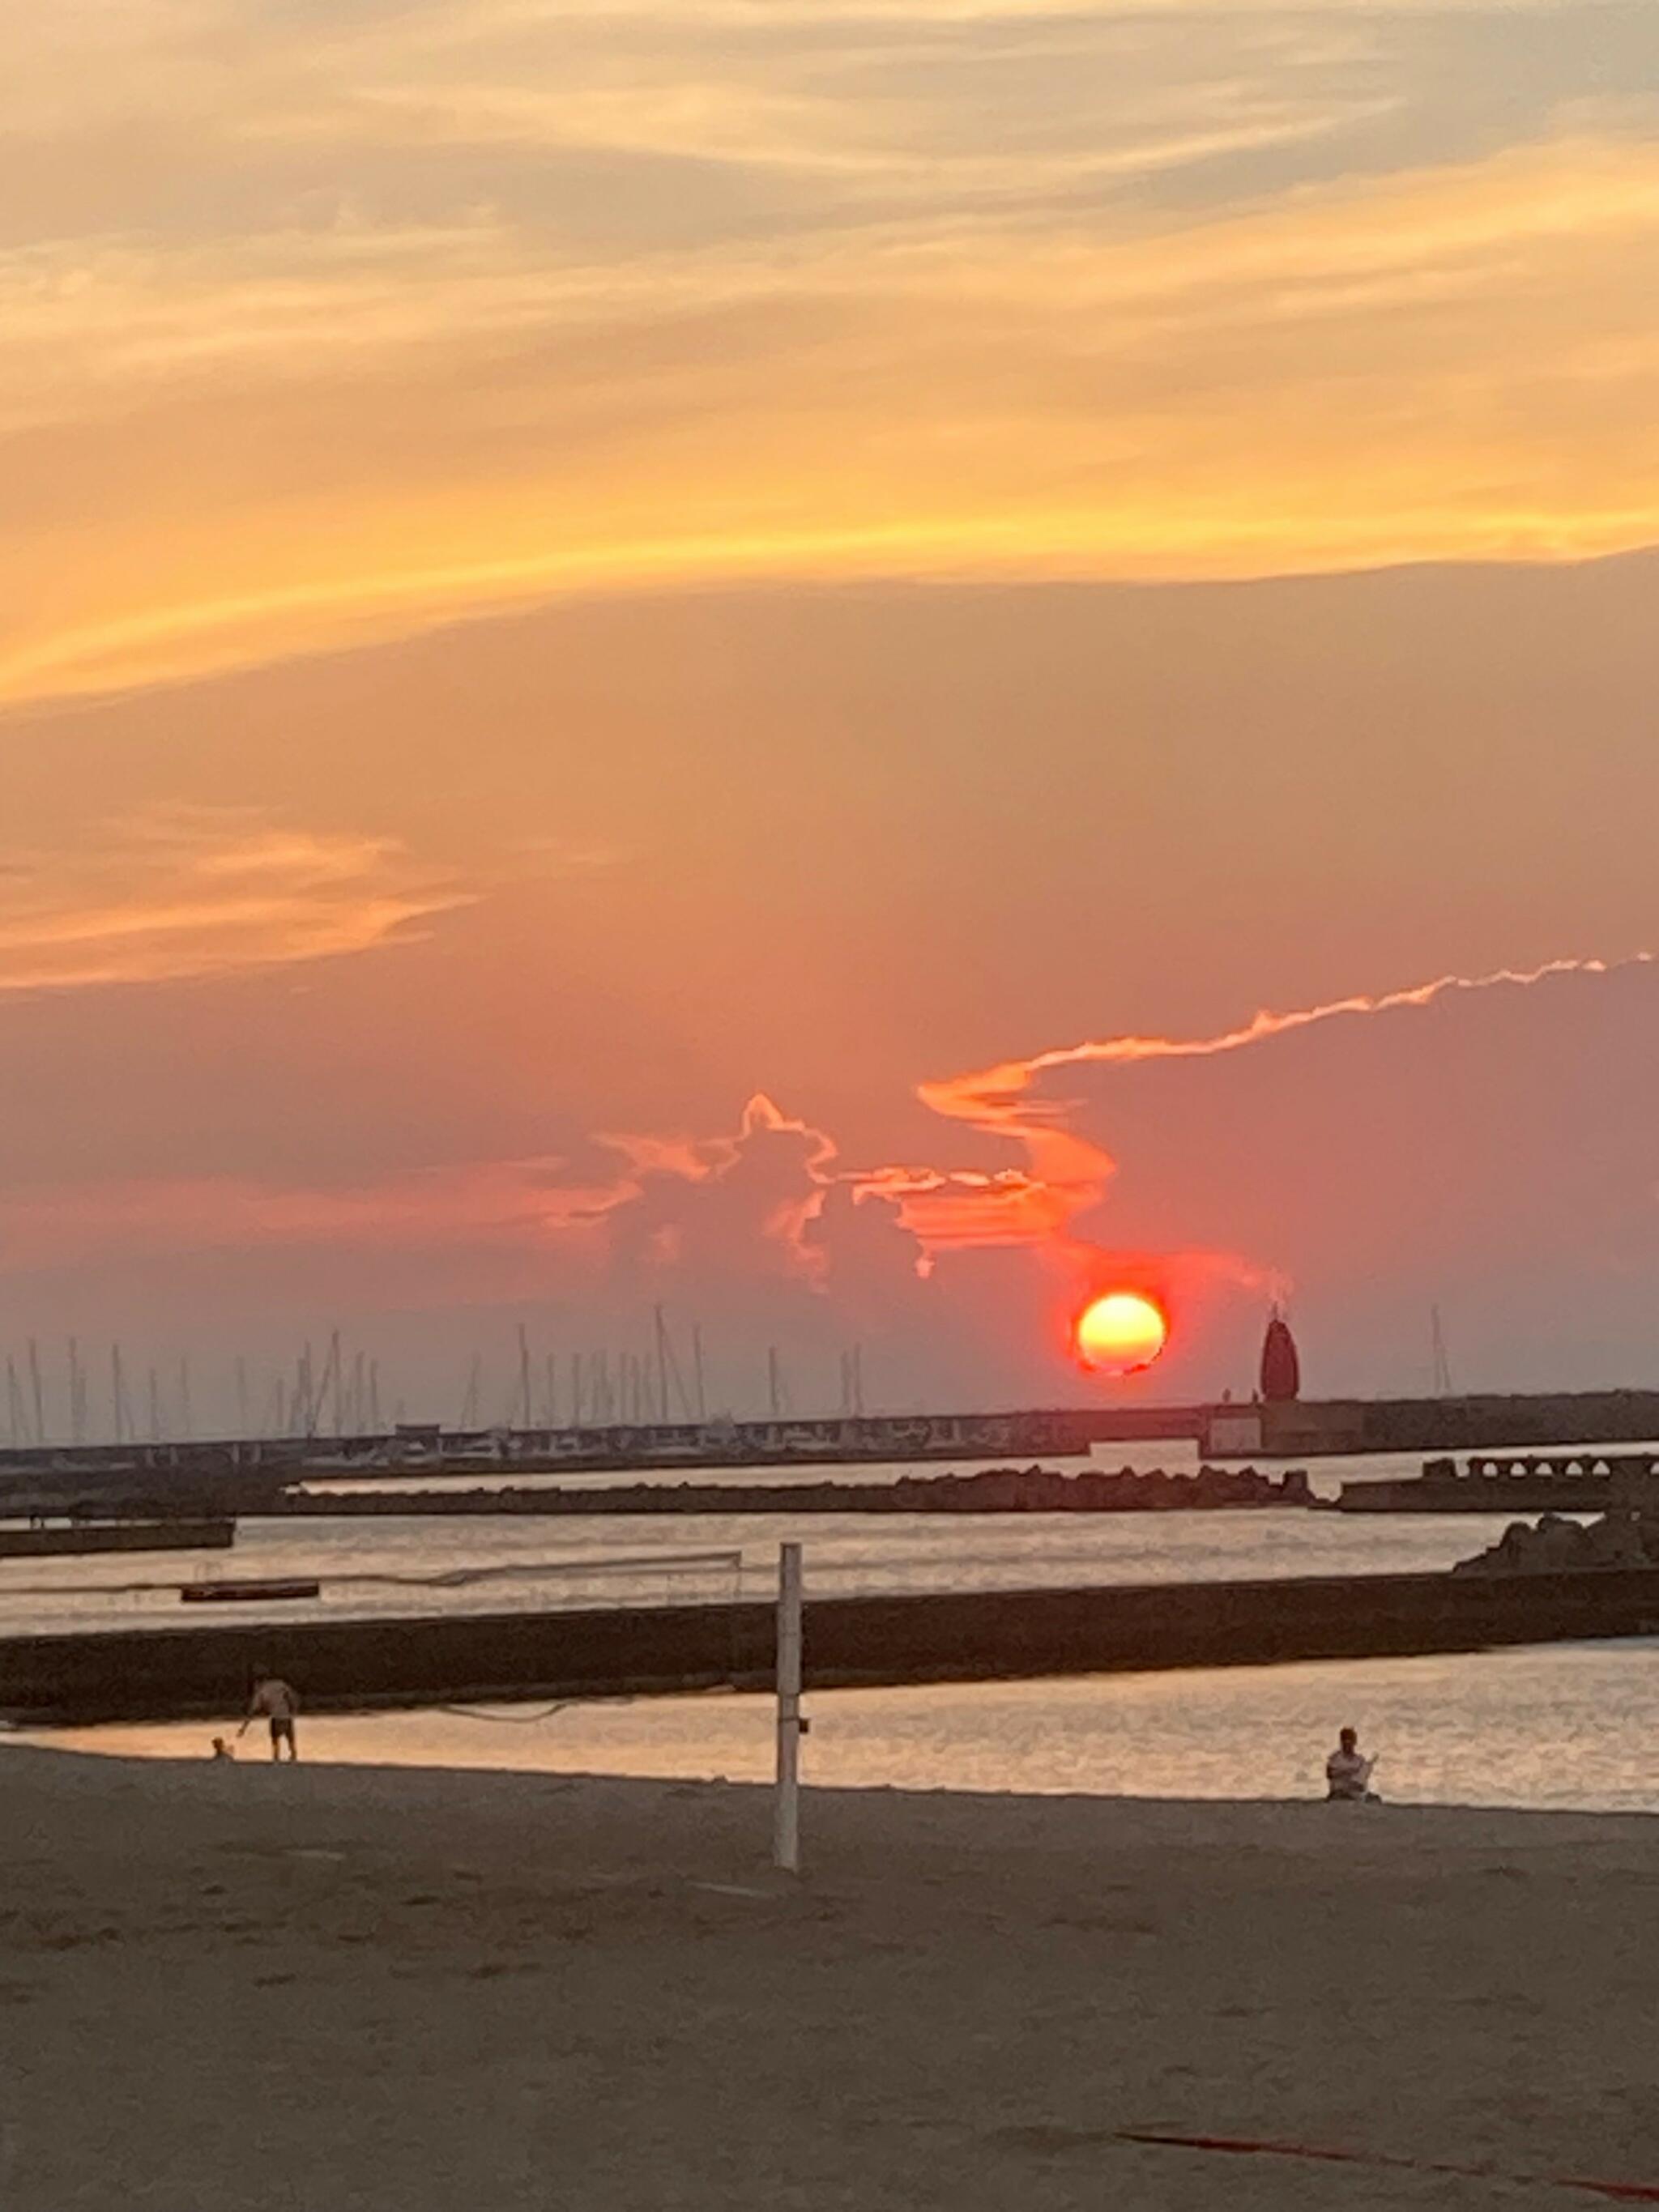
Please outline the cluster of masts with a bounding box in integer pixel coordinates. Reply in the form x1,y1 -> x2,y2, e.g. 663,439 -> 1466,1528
0,1309 -> 872,1449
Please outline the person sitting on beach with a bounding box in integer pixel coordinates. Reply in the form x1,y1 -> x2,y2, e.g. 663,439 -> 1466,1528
210,1737 -> 235,1762
238,1672 -> 301,1763
1325,1727 -> 1379,1802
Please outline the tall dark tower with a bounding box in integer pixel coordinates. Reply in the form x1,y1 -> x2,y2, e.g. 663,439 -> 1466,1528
1260,1307 -> 1301,1403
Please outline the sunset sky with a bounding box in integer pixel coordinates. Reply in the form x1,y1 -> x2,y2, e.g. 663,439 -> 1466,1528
4,0 -> 1657,1430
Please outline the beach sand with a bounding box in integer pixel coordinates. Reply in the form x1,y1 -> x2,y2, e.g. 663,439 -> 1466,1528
2,1744 -> 1655,2209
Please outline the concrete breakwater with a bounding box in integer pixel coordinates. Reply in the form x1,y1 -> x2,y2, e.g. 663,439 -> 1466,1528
1336,1452 -> 1659,1515
284,1464 -> 1315,1518
0,1519 -> 235,1560
9,1564 -> 1659,1725
1454,1509 -> 1659,1575
0,1408 -> 1108,1507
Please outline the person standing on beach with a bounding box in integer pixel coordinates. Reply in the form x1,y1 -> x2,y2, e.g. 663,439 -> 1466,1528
239,1671 -> 301,1762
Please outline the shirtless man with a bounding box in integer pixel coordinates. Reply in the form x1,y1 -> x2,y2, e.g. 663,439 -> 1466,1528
239,1671 -> 301,1762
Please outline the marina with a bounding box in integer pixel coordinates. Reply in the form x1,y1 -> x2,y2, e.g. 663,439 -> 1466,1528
11,1385 -> 1659,1512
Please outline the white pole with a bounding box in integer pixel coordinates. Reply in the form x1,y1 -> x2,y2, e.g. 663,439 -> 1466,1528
774,1541 -> 804,1873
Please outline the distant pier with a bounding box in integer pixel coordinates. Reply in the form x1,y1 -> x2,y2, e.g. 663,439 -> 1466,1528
6,1388 -> 1659,1519
1337,1452 -> 1659,1515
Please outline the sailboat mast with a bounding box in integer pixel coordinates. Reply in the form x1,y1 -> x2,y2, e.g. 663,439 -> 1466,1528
28,1338 -> 46,1446
691,1324 -> 707,1421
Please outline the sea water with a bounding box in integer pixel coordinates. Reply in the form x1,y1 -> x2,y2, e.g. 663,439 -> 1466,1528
25,1643 -> 1659,1815
8,1443 -> 1656,1813
0,1443 -> 1537,1637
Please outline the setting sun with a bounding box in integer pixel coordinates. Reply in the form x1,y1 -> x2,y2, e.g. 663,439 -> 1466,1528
1074,1290 -> 1169,1377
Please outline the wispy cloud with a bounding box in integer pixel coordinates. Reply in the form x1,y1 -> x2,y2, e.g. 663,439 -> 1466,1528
0,947 -> 1643,1387
0,1157 -> 621,1268
4,3 -> 1658,703
885,952 -> 1655,1251
0,808 -> 470,992
0,1089 -> 838,1278
921,953 -> 1648,1136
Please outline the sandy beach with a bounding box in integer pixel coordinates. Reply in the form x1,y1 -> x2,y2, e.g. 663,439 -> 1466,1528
3,1745 -> 1657,2209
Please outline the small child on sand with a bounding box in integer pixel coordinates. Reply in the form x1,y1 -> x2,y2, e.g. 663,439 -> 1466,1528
210,1737 -> 235,1762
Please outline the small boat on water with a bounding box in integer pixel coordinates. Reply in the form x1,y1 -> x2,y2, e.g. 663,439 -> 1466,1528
179,1577 -> 321,1605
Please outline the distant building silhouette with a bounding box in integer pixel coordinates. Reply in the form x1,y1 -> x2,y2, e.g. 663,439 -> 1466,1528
1260,1309 -> 1301,1403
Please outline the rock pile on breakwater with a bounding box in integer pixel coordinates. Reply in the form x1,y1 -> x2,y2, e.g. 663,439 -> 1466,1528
876,1463 -> 1315,1514
275,1462 -> 1316,1517
1453,1509 -> 1659,1575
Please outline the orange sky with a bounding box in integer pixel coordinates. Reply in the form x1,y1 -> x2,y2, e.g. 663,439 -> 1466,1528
2,2 -> 1657,1427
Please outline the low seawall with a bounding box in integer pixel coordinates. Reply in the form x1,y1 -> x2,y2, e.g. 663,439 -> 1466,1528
0,1519 -> 235,1559
1337,1478 -> 1617,1515
280,1465 -> 1311,1517
9,1566 -> 1659,1724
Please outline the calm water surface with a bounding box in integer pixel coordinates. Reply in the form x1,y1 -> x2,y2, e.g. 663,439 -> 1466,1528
11,1441 -> 1654,1815
0,1442 -> 1547,1635
28,1644 -> 1659,1815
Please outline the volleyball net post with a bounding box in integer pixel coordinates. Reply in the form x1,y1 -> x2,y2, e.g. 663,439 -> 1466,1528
774,1541 -> 804,1873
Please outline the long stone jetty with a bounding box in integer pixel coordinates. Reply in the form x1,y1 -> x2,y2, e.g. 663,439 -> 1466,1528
283,1464 -> 1314,1518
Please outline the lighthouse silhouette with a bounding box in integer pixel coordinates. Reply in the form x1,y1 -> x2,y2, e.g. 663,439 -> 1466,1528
1259,1307 -> 1302,1403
